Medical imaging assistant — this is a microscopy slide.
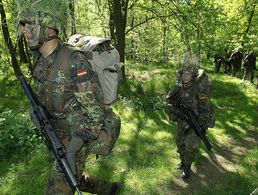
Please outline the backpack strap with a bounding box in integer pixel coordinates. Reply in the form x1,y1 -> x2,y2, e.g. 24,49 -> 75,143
52,44 -> 76,78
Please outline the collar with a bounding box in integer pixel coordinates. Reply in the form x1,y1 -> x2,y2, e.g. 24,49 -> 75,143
40,40 -> 63,65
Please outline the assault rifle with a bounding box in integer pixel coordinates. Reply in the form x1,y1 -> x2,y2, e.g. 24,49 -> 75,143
19,76 -> 82,195
169,91 -> 216,160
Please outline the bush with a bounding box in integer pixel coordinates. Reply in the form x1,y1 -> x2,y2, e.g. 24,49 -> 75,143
0,110 -> 42,160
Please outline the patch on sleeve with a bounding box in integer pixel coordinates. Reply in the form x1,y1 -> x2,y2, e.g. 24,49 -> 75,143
77,69 -> 88,77
70,64 -> 92,83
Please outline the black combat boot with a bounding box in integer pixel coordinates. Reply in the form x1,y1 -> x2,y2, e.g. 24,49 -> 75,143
181,164 -> 191,179
109,182 -> 122,195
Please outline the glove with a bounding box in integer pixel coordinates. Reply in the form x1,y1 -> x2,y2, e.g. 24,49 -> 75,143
174,110 -> 184,120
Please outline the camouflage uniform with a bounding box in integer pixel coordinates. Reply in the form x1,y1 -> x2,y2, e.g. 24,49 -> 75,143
229,49 -> 243,76
214,53 -> 223,73
223,51 -> 232,74
242,52 -> 256,83
166,69 -> 213,177
32,41 -> 116,195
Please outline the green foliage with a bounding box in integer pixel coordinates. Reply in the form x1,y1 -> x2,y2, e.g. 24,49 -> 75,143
0,147 -> 52,195
0,77 -> 26,110
74,0 -> 110,37
0,110 -> 42,160
0,1 -> 257,194
0,60 -> 257,194
117,60 -> 177,112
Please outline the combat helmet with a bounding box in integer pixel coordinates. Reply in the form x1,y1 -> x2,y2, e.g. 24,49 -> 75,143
17,0 -> 69,43
177,52 -> 200,81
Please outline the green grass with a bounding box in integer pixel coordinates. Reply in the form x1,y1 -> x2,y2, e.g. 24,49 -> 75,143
0,60 -> 257,194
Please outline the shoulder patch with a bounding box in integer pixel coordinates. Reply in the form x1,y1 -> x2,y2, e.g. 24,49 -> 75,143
77,69 -> 88,77
70,63 -> 92,84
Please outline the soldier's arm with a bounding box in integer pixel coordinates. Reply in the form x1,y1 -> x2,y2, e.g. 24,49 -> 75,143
68,52 -> 105,141
165,86 -> 184,121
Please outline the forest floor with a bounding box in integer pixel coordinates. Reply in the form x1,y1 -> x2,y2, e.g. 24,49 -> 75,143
0,60 -> 257,195
168,132 -> 258,195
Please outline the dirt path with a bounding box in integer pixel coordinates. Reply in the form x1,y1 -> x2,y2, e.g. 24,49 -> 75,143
165,133 -> 258,195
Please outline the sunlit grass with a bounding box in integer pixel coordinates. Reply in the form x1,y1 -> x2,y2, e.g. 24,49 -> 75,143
0,61 -> 257,194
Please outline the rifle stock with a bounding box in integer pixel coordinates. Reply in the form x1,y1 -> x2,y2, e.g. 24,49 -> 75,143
19,76 -> 82,195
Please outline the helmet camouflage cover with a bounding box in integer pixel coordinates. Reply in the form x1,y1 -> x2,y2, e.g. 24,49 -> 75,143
179,52 -> 200,76
176,52 -> 200,84
16,0 -> 69,37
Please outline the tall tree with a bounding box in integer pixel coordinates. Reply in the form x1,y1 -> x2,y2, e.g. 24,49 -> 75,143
108,0 -> 129,80
69,0 -> 76,35
0,0 -> 22,78
108,0 -> 129,64
241,0 -> 257,47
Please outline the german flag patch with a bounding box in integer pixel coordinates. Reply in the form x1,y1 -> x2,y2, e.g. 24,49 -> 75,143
77,69 -> 87,76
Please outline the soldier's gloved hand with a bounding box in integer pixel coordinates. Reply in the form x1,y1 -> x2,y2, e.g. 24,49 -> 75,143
175,111 -> 184,120
65,135 -> 84,176
201,126 -> 208,134
198,117 -> 208,133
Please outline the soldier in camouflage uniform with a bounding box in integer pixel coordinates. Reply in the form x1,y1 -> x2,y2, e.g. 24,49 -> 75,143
223,50 -> 232,74
18,1 -> 120,194
166,54 -> 214,179
242,51 -> 256,83
214,53 -> 223,73
228,48 -> 243,76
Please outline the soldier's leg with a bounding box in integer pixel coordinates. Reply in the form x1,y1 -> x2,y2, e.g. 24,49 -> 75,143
232,64 -> 238,76
181,130 -> 201,178
76,149 -> 120,194
236,64 -> 242,77
227,63 -> 232,74
176,126 -> 188,165
223,62 -> 228,73
215,62 -> 219,73
243,68 -> 248,80
44,161 -> 74,195
250,69 -> 255,83
218,62 -> 222,73
184,130 -> 201,165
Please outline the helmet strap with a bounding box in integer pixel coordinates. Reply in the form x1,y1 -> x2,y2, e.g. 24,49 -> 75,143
46,35 -> 58,41
29,45 -> 41,50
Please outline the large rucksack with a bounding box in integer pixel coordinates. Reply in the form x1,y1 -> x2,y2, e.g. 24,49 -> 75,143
66,34 -> 122,156
68,34 -> 124,105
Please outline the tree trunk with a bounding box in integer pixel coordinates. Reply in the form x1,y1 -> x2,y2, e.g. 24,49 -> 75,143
196,26 -> 201,59
162,25 -> 169,63
108,0 -> 129,80
129,15 -> 135,59
241,1 -> 256,47
108,1 -> 116,44
69,0 -> 76,35
0,0 -> 22,78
